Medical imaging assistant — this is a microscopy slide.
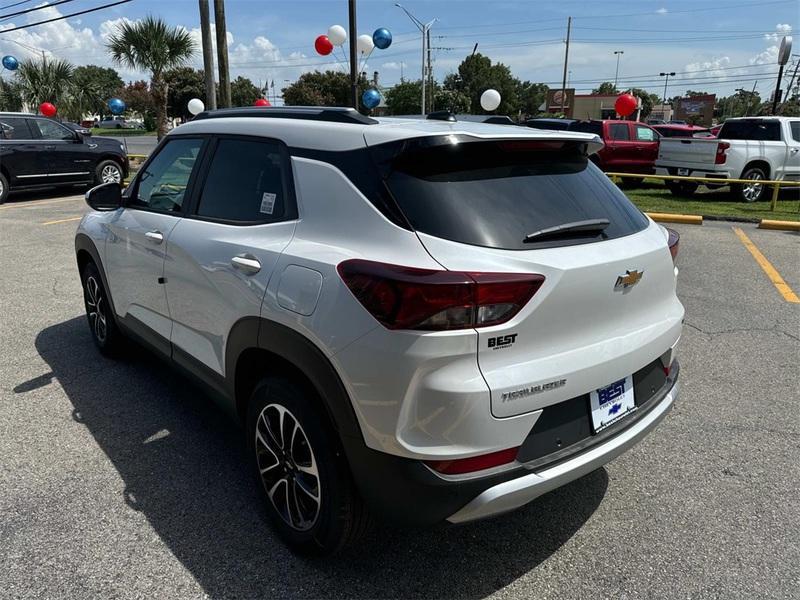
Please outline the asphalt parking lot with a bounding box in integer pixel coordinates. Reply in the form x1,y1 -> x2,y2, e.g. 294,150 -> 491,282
1,191 -> 798,599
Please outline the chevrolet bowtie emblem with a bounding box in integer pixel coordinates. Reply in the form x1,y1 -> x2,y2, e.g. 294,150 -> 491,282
615,269 -> 643,290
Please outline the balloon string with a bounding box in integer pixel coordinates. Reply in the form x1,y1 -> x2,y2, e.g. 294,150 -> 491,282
359,47 -> 375,81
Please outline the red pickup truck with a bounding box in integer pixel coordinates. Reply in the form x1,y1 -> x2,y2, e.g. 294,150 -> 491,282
568,120 -> 660,173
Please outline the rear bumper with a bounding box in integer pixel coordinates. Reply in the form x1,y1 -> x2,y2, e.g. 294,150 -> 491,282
655,166 -> 730,180
342,361 -> 679,527
447,373 -> 678,523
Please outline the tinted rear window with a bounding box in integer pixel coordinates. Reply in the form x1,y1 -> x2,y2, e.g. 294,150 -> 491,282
568,121 -> 603,136
720,120 -> 781,141
381,138 -> 649,250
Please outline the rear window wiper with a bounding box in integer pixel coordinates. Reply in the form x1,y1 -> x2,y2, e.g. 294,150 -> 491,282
523,219 -> 610,243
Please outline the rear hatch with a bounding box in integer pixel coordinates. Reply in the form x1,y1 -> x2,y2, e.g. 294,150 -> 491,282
367,133 -> 684,418
657,137 -> 720,166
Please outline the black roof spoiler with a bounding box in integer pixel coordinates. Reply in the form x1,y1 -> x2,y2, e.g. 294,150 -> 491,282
193,106 -> 378,125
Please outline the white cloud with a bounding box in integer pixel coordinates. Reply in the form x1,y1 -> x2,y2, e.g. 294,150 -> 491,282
656,8 -> 668,15
764,23 -> 792,42
382,62 -> 403,70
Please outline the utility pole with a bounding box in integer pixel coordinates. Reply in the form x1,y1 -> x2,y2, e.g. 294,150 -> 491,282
783,56 -> 800,110
560,16 -> 571,114
198,0 -> 216,110
213,0 -> 231,107
396,3 -> 436,116
348,0 -> 358,109
613,50 -> 624,89
660,71 -> 675,105
427,28 -> 433,112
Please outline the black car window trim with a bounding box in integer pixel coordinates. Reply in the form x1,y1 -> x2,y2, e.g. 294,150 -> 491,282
124,135 -> 209,217
183,134 -> 299,226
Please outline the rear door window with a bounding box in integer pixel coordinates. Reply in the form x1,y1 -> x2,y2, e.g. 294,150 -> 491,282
380,138 -> 649,250
791,121 -> 800,142
0,117 -> 33,140
194,138 -> 296,224
720,120 -> 781,141
609,123 -> 630,141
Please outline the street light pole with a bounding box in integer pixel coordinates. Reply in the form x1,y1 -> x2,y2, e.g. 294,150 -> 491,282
613,50 -> 624,89
660,71 -> 676,106
395,3 -> 436,115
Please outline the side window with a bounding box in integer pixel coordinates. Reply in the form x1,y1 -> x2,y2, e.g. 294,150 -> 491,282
791,122 -> 800,143
609,123 -> 630,141
131,138 -> 203,213
32,119 -> 74,141
635,126 -> 656,141
195,138 -> 296,224
0,117 -> 33,140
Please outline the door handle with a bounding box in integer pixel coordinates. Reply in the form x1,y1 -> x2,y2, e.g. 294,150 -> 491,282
231,255 -> 261,274
791,148 -> 799,155
144,230 -> 164,243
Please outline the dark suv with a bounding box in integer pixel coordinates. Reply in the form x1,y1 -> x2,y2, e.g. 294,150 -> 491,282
0,112 -> 129,204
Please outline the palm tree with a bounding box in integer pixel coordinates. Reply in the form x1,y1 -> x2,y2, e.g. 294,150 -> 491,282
106,16 -> 196,138
15,58 -> 76,108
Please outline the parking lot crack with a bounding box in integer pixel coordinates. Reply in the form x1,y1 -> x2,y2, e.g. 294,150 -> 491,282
684,321 -> 799,342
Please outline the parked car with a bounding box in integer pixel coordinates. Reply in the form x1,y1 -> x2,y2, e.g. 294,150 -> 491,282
97,116 -> 136,129
668,120 -> 687,125
651,124 -> 710,138
655,117 -> 800,201
0,112 -> 129,204
62,121 -> 93,136
568,119 -> 661,173
647,119 -> 666,125
522,117 -> 577,131
76,106 -> 683,555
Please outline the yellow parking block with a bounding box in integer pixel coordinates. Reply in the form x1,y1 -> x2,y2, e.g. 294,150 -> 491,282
645,212 -> 703,225
733,227 -> 799,304
758,220 -> 800,232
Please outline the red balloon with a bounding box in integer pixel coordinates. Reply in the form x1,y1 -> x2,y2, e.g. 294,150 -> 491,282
614,93 -> 638,117
253,98 -> 271,107
39,102 -> 57,118
315,34 -> 333,56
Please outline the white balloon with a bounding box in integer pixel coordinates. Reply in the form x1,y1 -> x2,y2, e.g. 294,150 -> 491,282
357,34 -> 374,55
328,24 -> 347,46
480,89 -> 501,111
188,98 -> 205,116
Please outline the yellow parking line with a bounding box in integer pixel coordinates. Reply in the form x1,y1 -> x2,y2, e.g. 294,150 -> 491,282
42,216 -> 83,226
733,227 -> 799,304
0,197 -> 83,210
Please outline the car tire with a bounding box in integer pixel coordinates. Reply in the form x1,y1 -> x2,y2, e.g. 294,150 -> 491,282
246,376 -> 372,555
96,160 -> 123,186
0,172 -> 8,204
81,262 -> 124,357
666,180 -> 699,197
731,166 -> 767,203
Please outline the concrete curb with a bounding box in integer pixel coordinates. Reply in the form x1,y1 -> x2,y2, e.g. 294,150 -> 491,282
646,212 -> 703,225
758,219 -> 800,231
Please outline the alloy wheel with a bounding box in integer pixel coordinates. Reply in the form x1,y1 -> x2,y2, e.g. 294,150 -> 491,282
255,403 -> 321,531
0,178 -> 5,198
101,164 -> 122,184
85,276 -> 107,343
742,172 -> 764,202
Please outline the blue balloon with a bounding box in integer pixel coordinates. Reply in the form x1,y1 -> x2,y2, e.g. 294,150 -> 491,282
372,28 -> 392,50
2,55 -> 19,71
362,88 -> 381,110
107,97 -> 126,115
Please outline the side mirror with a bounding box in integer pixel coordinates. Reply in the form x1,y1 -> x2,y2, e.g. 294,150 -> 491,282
85,182 -> 122,211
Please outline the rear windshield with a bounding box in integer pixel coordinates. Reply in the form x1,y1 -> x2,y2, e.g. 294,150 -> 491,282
720,120 -> 781,141
568,121 -> 603,136
380,138 -> 649,250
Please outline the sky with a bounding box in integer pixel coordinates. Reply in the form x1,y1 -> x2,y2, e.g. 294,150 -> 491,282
0,0 -> 797,104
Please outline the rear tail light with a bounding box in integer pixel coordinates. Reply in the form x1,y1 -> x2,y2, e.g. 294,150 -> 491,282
667,228 -> 679,262
337,259 -> 545,331
714,142 -> 730,165
425,447 -> 519,475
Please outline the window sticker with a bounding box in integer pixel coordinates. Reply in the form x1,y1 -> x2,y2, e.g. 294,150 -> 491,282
260,192 -> 276,215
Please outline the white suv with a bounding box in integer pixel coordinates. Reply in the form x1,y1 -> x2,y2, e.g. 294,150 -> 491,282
75,107 -> 683,555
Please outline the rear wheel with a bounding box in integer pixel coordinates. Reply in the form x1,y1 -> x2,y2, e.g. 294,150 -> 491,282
81,262 -> 124,356
0,172 -> 8,204
246,377 -> 371,555
731,166 -> 767,203
96,160 -> 123,185
666,180 -> 699,197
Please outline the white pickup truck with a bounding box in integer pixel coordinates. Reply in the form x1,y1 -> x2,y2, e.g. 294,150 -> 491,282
655,117 -> 800,202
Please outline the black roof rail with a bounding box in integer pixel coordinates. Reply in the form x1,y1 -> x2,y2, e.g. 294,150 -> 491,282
193,106 -> 378,125
456,114 -> 517,125
426,110 -> 457,122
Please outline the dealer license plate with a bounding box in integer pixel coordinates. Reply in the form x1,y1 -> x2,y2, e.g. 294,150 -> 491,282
589,376 -> 636,433
677,168 -> 689,176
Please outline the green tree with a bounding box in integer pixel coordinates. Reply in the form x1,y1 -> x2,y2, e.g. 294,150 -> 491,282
443,53 -> 520,115
385,79 -> 422,114
165,67 -> 205,119
0,78 -> 23,111
231,75 -> 260,107
684,90 -> 709,97
120,80 -> 157,125
15,58 -> 75,107
106,16 -> 196,138
72,65 -> 124,119
626,88 -> 659,119
517,81 -> 549,117
282,70 -> 369,110
591,81 -> 618,95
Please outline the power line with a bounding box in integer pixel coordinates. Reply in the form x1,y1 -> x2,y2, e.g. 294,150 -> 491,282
0,0 -> 132,33
0,0 -> 78,22
0,0 -> 33,11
